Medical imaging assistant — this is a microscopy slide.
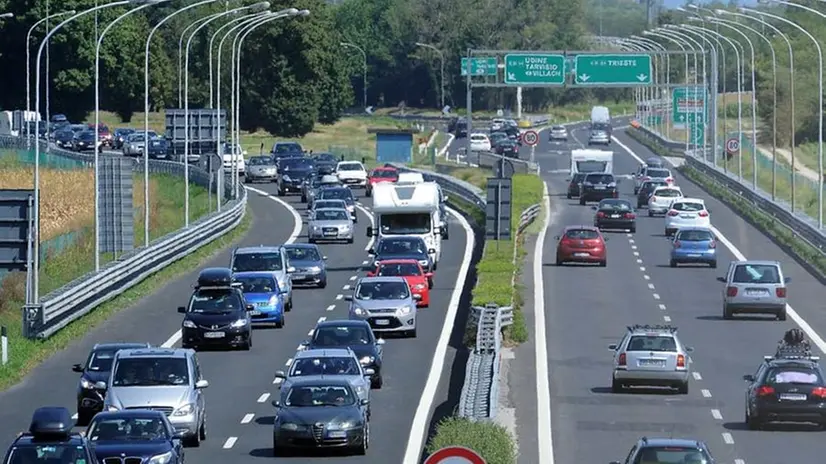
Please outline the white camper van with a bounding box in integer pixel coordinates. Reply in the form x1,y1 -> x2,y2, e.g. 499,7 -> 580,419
570,149 -> 614,175
368,181 -> 447,266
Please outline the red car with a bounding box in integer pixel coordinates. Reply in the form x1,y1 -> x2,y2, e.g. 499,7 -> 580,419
554,225 -> 608,267
365,167 -> 399,197
88,123 -> 112,147
367,259 -> 432,307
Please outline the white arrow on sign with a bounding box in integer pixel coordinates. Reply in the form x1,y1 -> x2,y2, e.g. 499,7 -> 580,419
578,74 -> 590,82
636,74 -> 648,81
678,115 -> 685,122
507,72 -> 516,81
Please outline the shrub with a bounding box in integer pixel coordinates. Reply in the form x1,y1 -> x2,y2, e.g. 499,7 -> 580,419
426,417 -> 516,464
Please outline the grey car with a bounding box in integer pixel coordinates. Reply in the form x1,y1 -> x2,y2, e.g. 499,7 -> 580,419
100,347 -> 209,447
122,133 -> 147,156
230,246 -> 294,311
717,260 -> 790,321
274,348 -> 373,409
588,130 -> 610,145
302,174 -> 341,205
283,243 -> 327,288
346,276 -> 419,337
549,125 -> 568,141
310,199 -> 357,223
609,324 -> 693,394
308,208 -> 354,244
316,186 -> 357,219
245,155 -> 278,183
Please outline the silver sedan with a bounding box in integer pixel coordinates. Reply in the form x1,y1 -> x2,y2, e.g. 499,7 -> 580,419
346,276 -> 419,337
308,208 -> 354,244
122,133 -> 146,156
245,156 -> 278,183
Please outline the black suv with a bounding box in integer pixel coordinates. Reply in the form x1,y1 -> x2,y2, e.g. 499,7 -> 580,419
579,173 -> 618,205
301,319 -> 385,388
636,179 -> 668,208
566,173 -> 587,199
3,407 -> 96,462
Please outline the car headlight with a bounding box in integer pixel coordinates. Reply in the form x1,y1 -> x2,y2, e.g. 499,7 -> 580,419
413,284 -> 426,290
328,421 -> 356,430
107,405 -> 120,412
312,225 -> 321,231
172,403 -> 194,416
268,295 -> 280,307
353,307 -> 366,316
80,378 -> 93,389
419,260 -> 429,267
359,356 -> 374,365
230,318 -> 248,328
308,266 -> 321,272
398,305 -> 412,315
279,280 -> 289,292
147,451 -> 173,464
182,320 -> 196,329
280,423 -> 302,431
340,225 -> 351,231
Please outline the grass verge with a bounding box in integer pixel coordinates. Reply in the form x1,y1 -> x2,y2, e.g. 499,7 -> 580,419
0,207 -> 252,390
426,416 -> 517,464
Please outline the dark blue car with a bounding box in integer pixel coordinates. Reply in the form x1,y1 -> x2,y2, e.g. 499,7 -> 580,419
87,410 -> 184,464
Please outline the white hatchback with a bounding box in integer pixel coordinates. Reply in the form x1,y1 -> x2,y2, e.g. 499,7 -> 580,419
469,133 -> 492,152
647,186 -> 683,216
665,198 -> 711,236
336,161 -> 368,188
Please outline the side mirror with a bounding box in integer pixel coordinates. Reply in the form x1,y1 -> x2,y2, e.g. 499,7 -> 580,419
743,374 -> 755,382
366,272 -> 375,277
271,400 -> 281,408
287,266 -> 296,273
425,272 -> 433,278
366,226 -> 374,237
433,226 -> 441,234
72,364 -> 84,373
553,235 -> 560,240
344,295 -> 353,301
195,379 -> 209,389
376,338 -> 386,346
608,344 -> 617,350
275,370 -> 286,379
177,306 -> 186,313
246,304 -> 255,311
300,340 -> 309,346
172,430 -> 186,439
428,248 -> 436,254
367,248 -> 375,255
685,346 -> 694,352
359,398 -> 369,406
716,277 -> 726,283
412,294 -> 422,301
363,368 -> 375,376
95,381 -> 107,390
784,277 -> 791,283
323,256 -> 328,260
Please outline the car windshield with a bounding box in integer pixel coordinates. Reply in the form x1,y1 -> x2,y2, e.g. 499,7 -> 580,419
290,356 -> 360,376
281,159 -> 313,171
233,276 -> 278,293
584,174 -> 614,184
380,213 -> 431,235
248,156 -> 272,166
319,189 -> 352,201
338,163 -> 363,171
552,126 -> 565,130
647,169 -> 671,178
732,264 -> 781,284
315,200 -> 346,210
189,289 -> 244,313
313,325 -> 372,346
490,132 -> 507,140
86,349 -> 117,372
284,247 -> 321,262
87,417 -> 168,442
315,209 -> 349,221
633,447 -> 709,464
767,367 -> 823,385
571,173 -> 586,183
676,230 -> 713,241
371,169 -> 398,179
377,238 -> 426,255
627,335 -> 677,352
112,357 -> 189,386
563,229 -> 599,240
599,200 -> 632,211
377,262 -> 422,276
653,189 -> 681,197
129,135 -> 145,142
285,385 -> 356,407
274,143 -> 302,153
7,445 -> 90,463
672,202 -> 704,212
355,281 -> 410,300
232,252 -> 283,272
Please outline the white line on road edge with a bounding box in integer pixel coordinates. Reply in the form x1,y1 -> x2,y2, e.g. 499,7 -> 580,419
161,186 -> 302,349
438,133 -> 455,158
241,413 -> 254,424
401,206 -> 475,464
613,133 -> 826,356
343,285 -> 351,290
336,294 -> 343,300
257,393 -> 270,403
356,204 -> 375,251
222,437 -> 238,449
317,317 -> 326,324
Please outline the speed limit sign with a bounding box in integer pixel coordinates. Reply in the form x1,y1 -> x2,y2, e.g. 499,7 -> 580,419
424,446 -> 486,464
522,130 -> 539,146
726,138 -> 740,155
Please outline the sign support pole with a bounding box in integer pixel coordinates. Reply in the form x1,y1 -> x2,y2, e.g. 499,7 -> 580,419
465,48 -> 473,141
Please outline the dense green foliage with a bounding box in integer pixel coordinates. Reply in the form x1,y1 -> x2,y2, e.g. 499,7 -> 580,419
426,416 -> 517,464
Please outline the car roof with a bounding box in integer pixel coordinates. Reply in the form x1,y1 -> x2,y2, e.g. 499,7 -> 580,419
235,246 -> 282,254
92,342 -> 151,351
358,276 -> 407,284
316,319 -> 371,329
232,271 -> 277,279
731,259 -> 781,266
372,167 -> 397,172
563,225 -> 599,231
294,348 -> 354,359
653,185 -> 681,191
116,347 -> 190,359
673,197 -> 705,204
639,437 -> 706,448
284,377 -> 353,387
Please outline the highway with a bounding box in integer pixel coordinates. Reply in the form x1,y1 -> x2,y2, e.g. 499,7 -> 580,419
526,119 -> 826,463
0,178 -> 475,463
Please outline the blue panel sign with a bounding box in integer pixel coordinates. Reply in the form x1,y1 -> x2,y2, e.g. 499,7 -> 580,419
375,132 -> 413,163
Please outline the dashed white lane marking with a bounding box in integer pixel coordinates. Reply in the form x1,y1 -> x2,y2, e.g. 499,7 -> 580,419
223,437 -> 238,449
633,251 -> 639,256
722,432 -> 734,444
701,389 -> 712,398
647,283 -> 655,289
636,259 -> 642,263
652,293 -> 660,300
734,459 -> 745,464
336,294 -> 343,300
692,372 -> 702,380
663,315 -> 671,322
296,344 -> 303,351
626,233 -> 632,237
343,285 -> 351,290
350,275 -> 357,281
711,409 -> 723,420
317,316 -> 326,324
285,358 -> 293,367
629,239 -> 635,243
362,260 -> 369,265
307,328 -> 314,336
643,275 -> 650,280
659,304 -> 667,311
639,266 -> 645,271
273,377 -> 283,384
326,304 -> 335,311
631,245 -> 637,250
241,414 -> 254,424
257,393 -> 270,403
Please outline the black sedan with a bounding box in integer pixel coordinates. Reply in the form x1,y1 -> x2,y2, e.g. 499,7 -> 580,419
72,130 -> 98,152
636,179 -> 668,208
87,410 -> 184,463
302,319 -> 384,388
494,140 -> 520,158
566,173 -> 587,199
593,199 -> 636,233
272,378 -> 369,456
579,173 -> 618,205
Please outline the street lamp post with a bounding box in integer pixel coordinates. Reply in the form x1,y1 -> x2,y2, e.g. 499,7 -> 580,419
644,30 -> 691,154
661,27 -> 706,154
340,42 -> 367,109
673,25 -> 719,161
208,12 -> 264,109
415,42 -> 445,110
686,4 -> 726,138
623,39 -> 658,132
631,36 -> 670,136
178,13 -> 222,107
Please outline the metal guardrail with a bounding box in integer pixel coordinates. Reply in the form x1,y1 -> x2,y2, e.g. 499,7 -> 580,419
518,204 -> 541,235
630,125 -> 826,258
2,136 -> 247,339
386,163 -> 487,212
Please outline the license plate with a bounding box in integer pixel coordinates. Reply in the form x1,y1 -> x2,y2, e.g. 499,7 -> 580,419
573,252 -> 589,257
152,142 -> 160,146
639,359 -> 665,367
291,273 -> 306,279
687,253 -> 701,258
680,214 -> 695,219
780,393 -> 807,401
249,310 -> 261,316
324,231 -> 337,236
594,185 -> 605,190
746,289 -> 769,296
204,332 -> 225,338
328,431 -> 347,438
610,214 -> 620,218
375,319 -> 390,326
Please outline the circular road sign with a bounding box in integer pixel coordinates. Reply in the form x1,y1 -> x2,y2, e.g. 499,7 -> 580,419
424,446 -> 487,464
726,137 -> 740,154
522,130 -> 539,146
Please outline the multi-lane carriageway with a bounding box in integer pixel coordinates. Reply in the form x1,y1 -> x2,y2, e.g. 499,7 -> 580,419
0,178 -> 476,463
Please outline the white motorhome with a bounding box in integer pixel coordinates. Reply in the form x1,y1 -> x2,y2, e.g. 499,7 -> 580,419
0,110 -> 41,136
397,172 -> 425,184
368,181 -> 447,265
395,171 -> 450,239
570,149 -> 614,175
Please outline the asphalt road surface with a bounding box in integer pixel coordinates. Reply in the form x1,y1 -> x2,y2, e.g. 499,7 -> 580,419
0,180 -> 475,463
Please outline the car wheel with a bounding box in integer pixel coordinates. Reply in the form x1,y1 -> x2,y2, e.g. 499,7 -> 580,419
371,375 -> 383,389
664,229 -> 670,237
746,410 -> 761,430
286,297 -> 293,312
777,309 -> 787,321
566,193 -> 572,199
599,260 -> 607,267
633,187 -> 638,194
611,378 -> 623,393
347,237 -> 354,244
556,256 -> 564,266
199,418 -> 207,441
242,335 -> 252,351
629,226 -> 636,233
637,202 -> 643,209
278,188 -> 285,197
723,306 -> 734,320
76,411 -> 93,426
354,423 -> 369,455
677,381 -> 689,394
579,197 -> 586,205
318,280 -> 327,289
670,259 -> 677,268
276,318 -> 284,329
648,210 -> 653,217
709,261 -> 717,268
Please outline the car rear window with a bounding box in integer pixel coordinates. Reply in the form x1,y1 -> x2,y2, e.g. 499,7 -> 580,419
599,200 -> 631,210
584,174 -> 614,184
654,189 -> 681,197
732,264 -> 781,284
471,135 -> 487,141
571,173 -> 586,183
676,230 -> 713,241
647,169 -> 671,178
671,202 -> 704,212
642,181 -> 667,191
563,229 -> 599,240
634,447 -> 708,463
766,367 -> 823,385
627,335 -> 677,352
552,126 -> 565,130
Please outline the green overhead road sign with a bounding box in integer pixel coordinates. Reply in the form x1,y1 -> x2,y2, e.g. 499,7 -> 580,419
504,53 -> 565,85
574,54 -> 652,85
672,87 -> 707,125
684,112 -> 705,146
461,57 -> 498,76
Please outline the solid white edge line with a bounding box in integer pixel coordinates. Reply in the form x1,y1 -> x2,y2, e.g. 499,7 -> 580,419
160,185 -> 302,349
613,133 -> 826,355
222,437 -> 238,449
534,182 -> 555,464
401,206 -> 475,464
356,204 -> 375,251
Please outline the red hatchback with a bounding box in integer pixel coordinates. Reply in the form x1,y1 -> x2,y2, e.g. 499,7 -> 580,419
367,259 -> 432,307
365,167 -> 399,197
88,123 -> 112,146
555,226 -> 608,267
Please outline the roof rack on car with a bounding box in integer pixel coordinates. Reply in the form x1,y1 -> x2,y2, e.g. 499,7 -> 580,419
768,341 -> 818,362
628,324 -> 677,333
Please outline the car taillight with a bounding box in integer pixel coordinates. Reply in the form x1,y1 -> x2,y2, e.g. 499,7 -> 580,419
624,212 -> 635,219
667,210 -> 679,216
756,385 -> 775,397
812,387 -> 826,398
612,191 -> 618,198
698,211 -> 709,217
709,240 -> 716,248
677,354 -> 686,368
618,353 -> 626,366
666,177 -> 674,183
776,287 -> 786,298
596,212 -> 605,218
673,240 -> 681,248
651,196 -> 658,202
726,286 -> 738,297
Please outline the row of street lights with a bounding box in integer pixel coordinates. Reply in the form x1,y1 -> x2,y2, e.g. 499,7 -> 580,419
620,2 -> 824,229
23,1 -> 309,302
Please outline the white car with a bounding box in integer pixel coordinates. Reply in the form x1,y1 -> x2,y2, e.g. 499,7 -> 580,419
634,167 -> 675,193
469,133 -> 492,152
490,118 -> 505,131
222,152 -> 246,174
665,198 -> 711,236
647,186 -> 683,216
336,160 -> 368,188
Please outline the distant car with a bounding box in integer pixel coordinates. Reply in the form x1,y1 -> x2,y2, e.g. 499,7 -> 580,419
636,179 -> 669,208
647,186 -> 683,216
566,173 -> 587,199
314,152 -> 339,163
664,198 -> 710,236
122,132 -> 146,156
670,227 -> 717,268
718,260 -> 790,320
232,271 -> 285,328
488,131 -> 509,147
554,225 -> 607,266
369,236 -> 434,272
317,186 -> 356,218
245,155 -> 278,183
494,139 -> 519,158
112,128 -> 135,149
367,259 -> 432,307
89,123 -> 112,146
274,348 -> 373,406
308,208 -> 354,244
610,437 -> 715,464
230,246 -> 294,311
347,276 -> 419,337
469,133 -> 491,152
311,199 -> 356,223
366,167 -> 399,197
593,199 -> 636,233
315,159 -> 337,176
86,410 -> 185,464
588,129 -> 610,145
277,157 -> 315,196
609,324 -> 693,394
549,125 -> 568,141
53,127 -> 75,148
336,160 -> 368,188
303,174 -> 342,206
72,130 -> 99,152
579,173 -> 618,205
271,141 -> 304,158
490,118 -> 505,132
634,167 -> 674,194
301,319 -> 385,388
283,243 -> 327,288
222,144 -> 246,176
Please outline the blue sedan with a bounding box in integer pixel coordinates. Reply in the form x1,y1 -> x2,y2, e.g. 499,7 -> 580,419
669,227 -> 717,268
232,271 -> 286,327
